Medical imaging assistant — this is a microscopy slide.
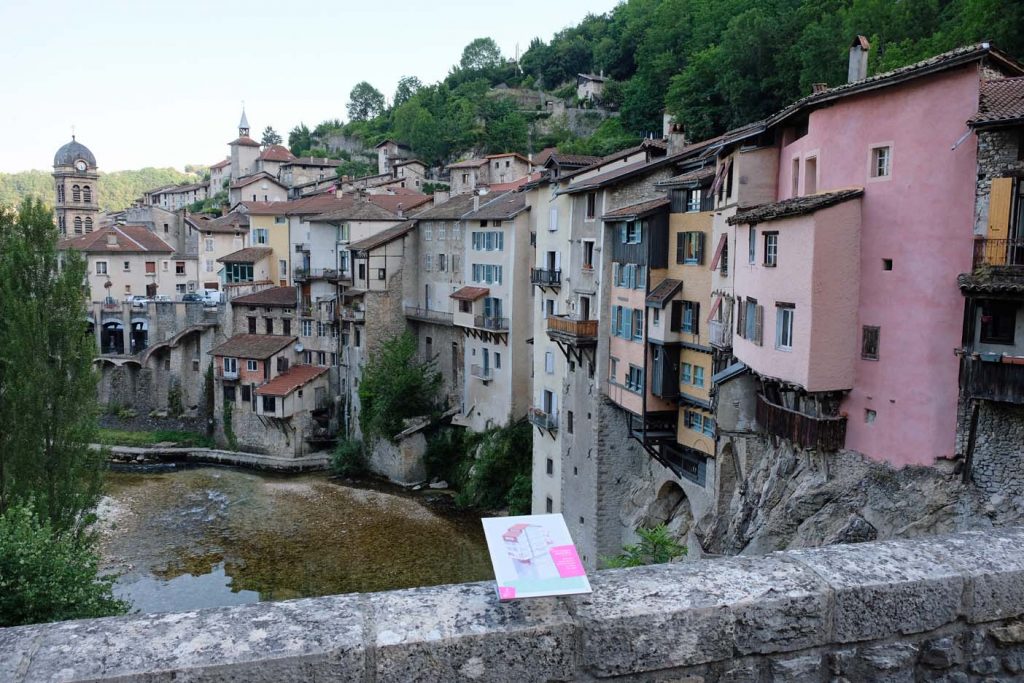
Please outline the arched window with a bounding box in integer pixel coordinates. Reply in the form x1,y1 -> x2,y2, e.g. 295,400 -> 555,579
84,217 -> 93,233
72,185 -> 81,202
58,216 -> 66,233
83,185 -> 92,203
57,185 -> 64,202
74,217 -> 83,234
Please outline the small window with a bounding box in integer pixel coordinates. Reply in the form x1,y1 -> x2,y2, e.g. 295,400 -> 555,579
546,458 -> 553,476
748,226 -> 756,264
862,325 -> 880,360
224,357 -> 238,374
275,216 -> 286,224
175,261 -> 186,275
980,302 -> 1017,345
262,395 -> 276,413
865,409 -> 877,424
246,359 -> 258,372
265,318 -> 273,334
253,228 -> 268,244
582,240 -> 595,269
871,146 -> 891,178
96,261 -> 108,275
377,268 -> 386,280
776,305 -> 794,351
586,192 -> 597,219
764,232 -> 778,267
545,351 -> 555,374
805,157 -> 817,194
545,497 -> 553,513
882,259 -> 893,271
676,232 -> 704,265
567,411 -> 574,434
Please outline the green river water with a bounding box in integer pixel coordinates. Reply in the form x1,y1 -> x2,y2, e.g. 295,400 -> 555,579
98,467 -> 494,614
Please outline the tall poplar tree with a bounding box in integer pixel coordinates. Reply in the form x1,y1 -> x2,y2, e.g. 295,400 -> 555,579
0,199 -> 105,536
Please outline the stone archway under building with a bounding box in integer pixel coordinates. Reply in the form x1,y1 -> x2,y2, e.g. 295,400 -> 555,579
643,481 -> 693,541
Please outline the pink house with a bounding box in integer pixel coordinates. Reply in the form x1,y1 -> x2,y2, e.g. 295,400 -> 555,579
724,43 -> 1024,466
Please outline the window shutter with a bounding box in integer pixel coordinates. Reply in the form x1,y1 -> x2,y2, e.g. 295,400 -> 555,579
671,300 -> 683,332
638,265 -> 647,290
754,305 -> 764,346
695,232 -> 705,264
737,299 -> 746,339
988,177 -> 1014,245
676,233 -> 685,264
618,224 -> 626,244
709,234 -> 727,271
612,262 -> 619,285
693,302 -> 700,336
549,207 -> 558,231
611,306 -> 619,337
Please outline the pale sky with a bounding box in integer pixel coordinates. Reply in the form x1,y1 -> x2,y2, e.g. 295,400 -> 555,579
1,0 -> 621,173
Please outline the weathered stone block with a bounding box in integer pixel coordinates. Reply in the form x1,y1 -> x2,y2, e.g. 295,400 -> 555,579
370,581 -> 576,682
575,557 -> 829,677
3,595 -> 367,682
935,527 -> 1024,623
991,621 -> 1024,645
919,636 -> 961,669
969,655 -> 1001,675
786,537 -> 963,642
767,653 -> 822,682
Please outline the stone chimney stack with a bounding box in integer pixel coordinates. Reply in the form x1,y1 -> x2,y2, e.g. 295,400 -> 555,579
811,82 -> 829,94
662,112 -> 687,155
473,194 -> 480,211
848,35 -> 870,83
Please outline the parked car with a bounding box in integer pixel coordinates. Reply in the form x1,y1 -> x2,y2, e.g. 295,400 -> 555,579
127,295 -> 152,309
153,294 -> 172,303
181,292 -> 203,303
199,289 -> 224,306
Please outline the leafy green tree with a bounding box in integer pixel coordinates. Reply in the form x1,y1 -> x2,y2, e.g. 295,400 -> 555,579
336,158 -> 376,179
260,126 -> 283,146
0,199 -> 106,536
330,438 -> 367,477
0,504 -> 128,626
603,524 -> 687,568
394,76 -> 423,107
288,123 -> 312,156
358,333 -> 441,442
453,421 -> 533,511
347,81 -> 386,121
459,37 -> 503,72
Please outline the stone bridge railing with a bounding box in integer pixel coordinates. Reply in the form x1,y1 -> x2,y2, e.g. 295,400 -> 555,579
4,528 -> 1024,681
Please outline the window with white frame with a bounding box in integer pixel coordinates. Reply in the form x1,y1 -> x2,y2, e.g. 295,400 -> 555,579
775,304 -> 794,351
253,228 -> 268,244
301,319 -> 313,336
764,232 -> 778,267
471,231 -> 504,251
623,221 -> 641,244
545,351 -> 555,374
471,264 -> 502,284
96,261 -> 107,275
205,238 -> 214,252
681,362 -> 692,384
424,254 -> 432,271
224,357 -> 238,374
424,224 -> 433,241
246,359 -> 258,371
871,145 -> 891,178
438,224 -> 446,241
686,189 -> 702,212
693,366 -> 705,388
625,365 -> 643,393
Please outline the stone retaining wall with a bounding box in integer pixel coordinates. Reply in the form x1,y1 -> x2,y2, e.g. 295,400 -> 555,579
4,528 -> 1024,681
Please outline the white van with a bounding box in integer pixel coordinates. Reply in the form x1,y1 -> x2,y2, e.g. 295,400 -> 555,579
198,289 -> 224,306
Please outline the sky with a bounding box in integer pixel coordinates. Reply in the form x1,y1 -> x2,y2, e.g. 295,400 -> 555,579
0,0 -> 621,173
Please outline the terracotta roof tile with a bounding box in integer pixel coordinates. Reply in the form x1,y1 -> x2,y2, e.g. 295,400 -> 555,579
209,159 -> 230,169
217,246 -> 272,263
411,193 -> 480,220
313,200 -> 401,222
601,196 -> 670,220
256,364 -> 329,397
657,165 -> 716,188
464,192 -> 528,220
209,334 -> 296,359
970,77 -> 1024,127
200,210 -> 249,233
348,221 -> 416,252
258,145 -> 297,162
231,286 -> 297,307
728,188 -> 864,225
547,153 -> 601,167
646,278 -> 683,309
958,268 -> 1024,295
368,193 -> 432,214
446,158 -> 488,169
59,225 -> 174,253
230,172 -> 286,190
450,286 -> 489,301
532,147 -> 556,167
228,135 -> 261,148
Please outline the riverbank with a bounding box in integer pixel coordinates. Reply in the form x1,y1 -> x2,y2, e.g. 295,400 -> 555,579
97,444 -> 330,472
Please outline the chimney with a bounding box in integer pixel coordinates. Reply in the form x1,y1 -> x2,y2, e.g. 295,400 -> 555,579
848,35 -> 870,83
473,195 -> 480,211
811,82 -> 828,94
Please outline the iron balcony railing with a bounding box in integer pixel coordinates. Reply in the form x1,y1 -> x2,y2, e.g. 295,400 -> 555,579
474,315 -> 509,331
756,394 -> 847,452
709,320 -> 731,348
293,267 -> 341,281
528,407 -> 558,430
340,307 -> 365,322
404,306 -> 454,326
973,238 -> 1024,269
470,364 -> 493,381
530,268 -> 562,287
217,367 -> 239,380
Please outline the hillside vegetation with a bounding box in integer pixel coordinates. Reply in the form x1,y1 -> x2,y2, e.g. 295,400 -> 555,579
0,168 -> 199,212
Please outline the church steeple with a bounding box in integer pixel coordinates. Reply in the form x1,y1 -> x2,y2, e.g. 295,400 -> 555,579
239,108 -> 250,138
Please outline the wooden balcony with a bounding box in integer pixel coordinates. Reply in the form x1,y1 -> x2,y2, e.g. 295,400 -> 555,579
756,394 -> 846,452
709,320 -> 731,349
960,355 -> 1024,404
546,315 -> 598,346
973,238 -> 1024,269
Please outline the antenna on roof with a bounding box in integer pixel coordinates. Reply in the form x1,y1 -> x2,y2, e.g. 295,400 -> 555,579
71,124 -> 76,141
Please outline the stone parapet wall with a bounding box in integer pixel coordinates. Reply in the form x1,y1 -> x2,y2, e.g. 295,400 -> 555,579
5,528 -> 1024,681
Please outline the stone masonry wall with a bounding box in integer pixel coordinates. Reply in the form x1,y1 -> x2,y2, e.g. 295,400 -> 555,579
974,127 -> 1024,235
968,400 -> 1024,499
6,528 -> 1024,681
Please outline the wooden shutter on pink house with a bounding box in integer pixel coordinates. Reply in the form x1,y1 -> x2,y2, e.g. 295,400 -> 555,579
753,305 -> 764,346
736,298 -> 746,338
709,234 -> 728,271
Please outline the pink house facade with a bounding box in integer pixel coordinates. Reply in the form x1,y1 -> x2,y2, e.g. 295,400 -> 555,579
724,44 -> 1024,466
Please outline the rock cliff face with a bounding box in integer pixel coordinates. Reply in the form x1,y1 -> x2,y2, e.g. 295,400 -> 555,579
697,436 -> 1023,556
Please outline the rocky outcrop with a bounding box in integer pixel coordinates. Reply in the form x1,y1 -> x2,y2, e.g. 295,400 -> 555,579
699,436 -> 1022,556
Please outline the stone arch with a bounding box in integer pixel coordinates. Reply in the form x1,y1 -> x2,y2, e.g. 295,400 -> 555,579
644,481 -> 692,540
101,320 -> 124,354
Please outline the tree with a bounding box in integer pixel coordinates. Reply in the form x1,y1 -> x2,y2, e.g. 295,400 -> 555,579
261,126 -> 282,146
336,158 -> 376,179
603,524 -> 687,568
0,199 -> 106,537
347,82 -> 386,122
459,37 -> 503,72
357,333 -> 441,442
0,504 -> 128,626
393,76 -> 423,107
288,123 -> 312,156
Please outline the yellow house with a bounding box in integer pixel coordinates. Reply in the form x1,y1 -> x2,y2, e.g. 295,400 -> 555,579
240,202 -> 293,287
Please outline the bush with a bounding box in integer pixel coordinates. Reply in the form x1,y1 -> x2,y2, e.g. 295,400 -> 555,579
331,438 -> 367,477
455,421 -> 532,511
222,400 -> 238,451
506,473 -> 532,515
0,504 -> 129,626
358,333 -> 441,443
602,524 -> 687,568
95,429 -> 213,448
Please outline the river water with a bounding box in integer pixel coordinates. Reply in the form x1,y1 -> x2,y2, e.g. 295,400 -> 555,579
97,467 -> 494,614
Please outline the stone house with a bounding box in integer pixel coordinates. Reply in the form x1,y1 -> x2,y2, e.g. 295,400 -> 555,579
254,144 -> 297,178
484,153 -> 531,186
280,156 -> 343,187
229,172 -> 289,207
208,158 -> 230,197
576,73 -> 606,103
446,158 -> 488,195
375,139 -> 411,176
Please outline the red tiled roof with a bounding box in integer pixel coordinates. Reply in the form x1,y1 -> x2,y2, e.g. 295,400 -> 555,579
228,135 -> 261,148
602,196 -> 670,220
728,188 -> 864,225
348,220 -> 416,252
487,175 -> 536,192
450,286 -> 489,301
464,192 -> 528,221
59,225 -> 174,253
209,159 -> 230,170
258,145 -> 297,162
217,246 -> 272,263
368,193 -> 432,214
256,364 -> 329,397
532,147 -> 556,167
970,77 -> 1024,127
242,196 -> 350,216
231,286 -> 297,307
230,172 -> 286,190
200,210 -> 249,233
210,334 -> 296,359
411,193 -> 480,220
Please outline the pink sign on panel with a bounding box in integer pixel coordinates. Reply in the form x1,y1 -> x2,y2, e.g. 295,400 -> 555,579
550,545 -> 585,578
498,586 -> 516,600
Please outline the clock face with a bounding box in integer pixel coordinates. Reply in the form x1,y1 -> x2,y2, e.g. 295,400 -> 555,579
75,160 -> 86,171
